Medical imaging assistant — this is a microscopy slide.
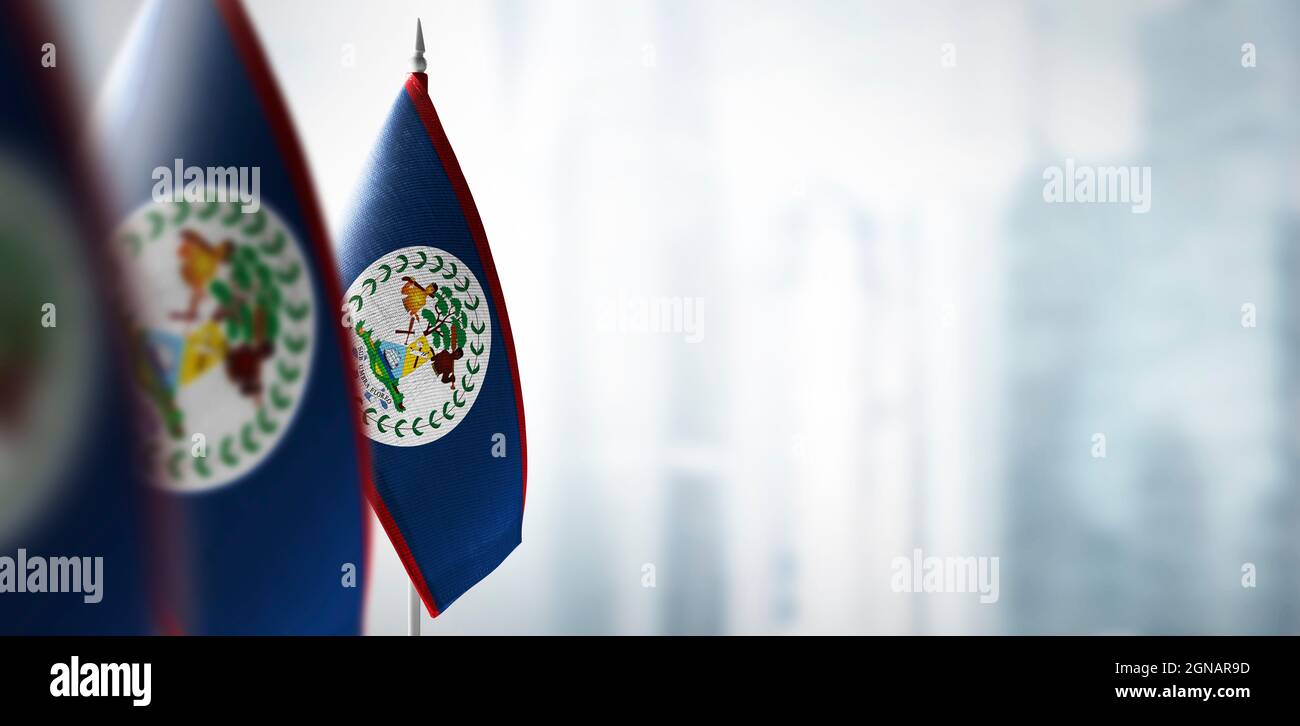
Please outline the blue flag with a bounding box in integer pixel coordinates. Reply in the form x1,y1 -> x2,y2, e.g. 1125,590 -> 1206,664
338,69 -> 527,617
96,0 -> 369,634
0,0 -> 153,635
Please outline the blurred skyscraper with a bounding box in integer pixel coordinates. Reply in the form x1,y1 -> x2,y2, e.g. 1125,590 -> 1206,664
1002,0 -> 1300,634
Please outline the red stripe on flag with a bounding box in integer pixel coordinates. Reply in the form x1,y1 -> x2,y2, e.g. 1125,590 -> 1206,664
403,73 -> 529,515
215,0 -> 379,630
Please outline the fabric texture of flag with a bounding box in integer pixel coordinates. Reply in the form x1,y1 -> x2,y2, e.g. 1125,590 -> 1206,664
338,69 -> 526,617
96,0 -> 370,634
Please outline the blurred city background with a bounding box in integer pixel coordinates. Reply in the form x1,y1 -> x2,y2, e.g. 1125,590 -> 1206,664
32,0 -> 1300,633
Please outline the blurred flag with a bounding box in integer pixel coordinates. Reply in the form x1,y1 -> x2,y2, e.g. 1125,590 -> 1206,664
338,23 -> 526,617
95,0 -> 369,634
0,0 -> 152,634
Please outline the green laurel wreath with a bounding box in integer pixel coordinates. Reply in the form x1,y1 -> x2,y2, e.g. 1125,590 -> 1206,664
347,251 -> 488,438
115,200 -> 312,484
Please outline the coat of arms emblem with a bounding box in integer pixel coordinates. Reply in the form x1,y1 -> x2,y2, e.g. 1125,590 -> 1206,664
113,196 -> 315,490
342,245 -> 491,447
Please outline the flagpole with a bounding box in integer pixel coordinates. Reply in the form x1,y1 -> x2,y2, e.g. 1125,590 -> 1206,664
412,18 -> 427,73
405,18 -> 427,641
408,581 -> 421,636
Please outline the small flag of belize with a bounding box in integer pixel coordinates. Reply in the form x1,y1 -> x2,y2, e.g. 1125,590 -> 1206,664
0,0 -> 152,635
96,0 -> 370,634
338,23 -> 527,618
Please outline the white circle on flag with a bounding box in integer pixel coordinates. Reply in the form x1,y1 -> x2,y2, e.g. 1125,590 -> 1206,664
0,154 -> 93,540
342,245 -> 491,447
112,196 -> 316,491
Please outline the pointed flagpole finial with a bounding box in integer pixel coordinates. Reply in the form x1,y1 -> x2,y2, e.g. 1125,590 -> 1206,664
412,19 -> 427,73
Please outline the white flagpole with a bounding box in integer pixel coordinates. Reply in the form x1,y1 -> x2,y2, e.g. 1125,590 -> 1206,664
408,581 -> 421,636
413,18 -> 427,73
406,19 -> 427,641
